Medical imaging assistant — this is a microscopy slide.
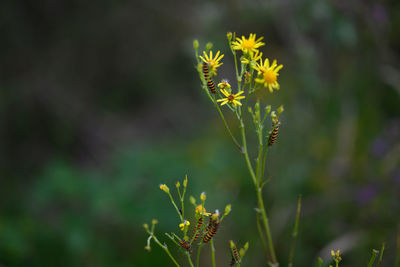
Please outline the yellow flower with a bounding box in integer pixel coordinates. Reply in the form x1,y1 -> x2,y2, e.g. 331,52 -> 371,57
199,50 -> 224,75
218,79 -> 231,89
232,33 -> 265,55
195,204 -> 211,216
254,58 -> 283,93
241,50 -> 263,65
217,89 -> 245,107
159,184 -> 170,193
179,220 -> 190,231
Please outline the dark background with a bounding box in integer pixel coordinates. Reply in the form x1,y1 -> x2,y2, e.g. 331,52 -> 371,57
1,0 -> 399,266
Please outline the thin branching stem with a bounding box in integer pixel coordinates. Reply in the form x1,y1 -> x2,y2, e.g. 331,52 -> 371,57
186,251 -> 195,267
152,235 -> 181,267
168,193 -> 183,222
239,120 -> 277,263
256,211 -> 271,262
367,249 -> 379,267
396,230 -> 400,267
288,195 -> 302,267
377,243 -> 385,267
196,243 -> 203,267
214,101 -> 242,150
210,239 -> 216,267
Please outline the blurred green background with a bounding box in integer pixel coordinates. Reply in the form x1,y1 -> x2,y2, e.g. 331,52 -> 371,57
1,0 -> 399,266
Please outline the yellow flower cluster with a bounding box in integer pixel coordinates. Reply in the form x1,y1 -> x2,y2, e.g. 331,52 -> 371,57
232,33 -> 284,93
197,33 -> 284,109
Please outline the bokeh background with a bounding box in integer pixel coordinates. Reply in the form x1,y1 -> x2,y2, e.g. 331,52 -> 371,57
1,0 -> 400,266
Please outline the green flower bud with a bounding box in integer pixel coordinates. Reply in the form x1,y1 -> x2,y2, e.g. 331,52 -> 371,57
183,175 -> 188,187
193,39 -> 199,49
224,204 -> 232,216
206,42 -> 213,51
254,101 -> 260,122
277,105 -> 284,115
190,196 -> 196,205
265,105 -> 271,114
226,32 -> 233,41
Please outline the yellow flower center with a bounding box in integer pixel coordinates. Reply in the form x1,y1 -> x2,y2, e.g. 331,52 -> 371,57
208,60 -> 216,68
242,39 -> 255,49
263,70 -> 277,83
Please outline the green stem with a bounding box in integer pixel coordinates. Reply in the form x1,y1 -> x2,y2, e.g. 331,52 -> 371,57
196,243 -> 203,267
210,239 -> 216,267
168,193 -> 183,222
261,140 -> 269,181
396,229 -> 400,267
288,195 -> 302,267
186,252 -> 195,267
240,122 -> 257,186
255,126 -> 264,186
256,186 -> 277,263
377,243 -> 385,267
367,249 -> 379,267
152,235 -> 181,267
241,91 -> 254,120
239,121 -> 277,263
215,102 -> 242,150
256,211 -> 271,262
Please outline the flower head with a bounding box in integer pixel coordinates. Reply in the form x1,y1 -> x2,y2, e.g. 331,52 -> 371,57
241,49 -> 263,65
217,90 -> 245,107
254,58 -> 283,93
232,34 -> 265,55
218,79 -> 231,90
200,192 -> 207,201
199,50 -> 224,76
195,204 -> 211,216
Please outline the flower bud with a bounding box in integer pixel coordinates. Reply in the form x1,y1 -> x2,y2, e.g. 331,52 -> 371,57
211,210 -> 220,220
265,105 -> 271,114
224,204 -> 232,216
277,105 -> 284,115
206,42 -> 213,51
159,184 -> 169,194
193,39 -> 199,49
226,32 -> 232,41
254,101 -> 260,122
176,181 -> 180,188
143,223 -> 149,230
190,196 -> 196,205
183,175 -> 188,187
229,240 -> 236,249
200,192 -> 206,201
152,219 -> 158,225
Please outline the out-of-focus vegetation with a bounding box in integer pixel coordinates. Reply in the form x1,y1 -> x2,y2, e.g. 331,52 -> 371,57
0,0 -> 399,266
